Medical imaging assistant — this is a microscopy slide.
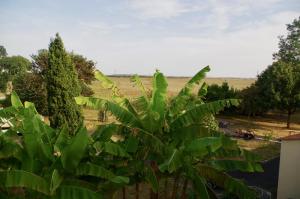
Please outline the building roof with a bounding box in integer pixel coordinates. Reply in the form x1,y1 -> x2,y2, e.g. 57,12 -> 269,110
281,134 -> 300,141
229,157 -> 279,197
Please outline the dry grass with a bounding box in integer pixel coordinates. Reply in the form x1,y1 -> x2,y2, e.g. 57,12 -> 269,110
86,76 -> 290,161
90,76 -> 255,100
3,76 -> 284,161
217,113 -> 300,160
86,76 -> 255,131
218,113 -> 300,139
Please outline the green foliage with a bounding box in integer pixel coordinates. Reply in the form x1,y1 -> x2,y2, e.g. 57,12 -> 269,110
31,49 -> 96,91
31,49 -> 49,76
0,67 -> 262,198
256,61 -> 300,128
205,82 -> 239,102
0,55 -> 31,92
14,48 -> 95,115
46,33 -> 83,133
240,17 -> 300,123
0,93 -> 129,198
204,82 -> 240,115
13,73 -> 48,115
239,84 -> 266,116
273,16 -> 300,64
32,49 -> 96,84
70,53 -> 96,84
0,45 -> 7,58
79,80 -> 94,96
77,66 -> 261,198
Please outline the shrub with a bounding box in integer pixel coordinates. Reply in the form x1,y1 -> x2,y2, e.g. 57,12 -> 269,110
13,73 -> 48,115
205,82 -> 240,114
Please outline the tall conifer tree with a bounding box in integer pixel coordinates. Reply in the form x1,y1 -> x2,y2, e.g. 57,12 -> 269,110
46,33 -> 82,133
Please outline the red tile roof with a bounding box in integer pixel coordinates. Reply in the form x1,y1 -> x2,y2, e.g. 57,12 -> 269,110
281,134 -> 300,141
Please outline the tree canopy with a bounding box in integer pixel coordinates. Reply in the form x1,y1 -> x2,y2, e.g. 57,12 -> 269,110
243,17 -> 300,127
0,55 -> 31,92
273,16 -> 300,64
31,49 -> 96,84
258,61 -> 300,128
46,33 -> 83,133
0,45 -> 7,58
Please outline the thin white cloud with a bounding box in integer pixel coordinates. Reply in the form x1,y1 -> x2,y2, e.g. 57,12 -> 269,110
1,0 -> 299,78
79,21 -> 112,34
128,0 -> 205,19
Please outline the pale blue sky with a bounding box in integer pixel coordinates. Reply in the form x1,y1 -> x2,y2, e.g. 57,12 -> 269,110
0,0 -> 299,77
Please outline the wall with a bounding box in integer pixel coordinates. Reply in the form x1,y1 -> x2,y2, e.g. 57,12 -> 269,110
277,140 -> 300,199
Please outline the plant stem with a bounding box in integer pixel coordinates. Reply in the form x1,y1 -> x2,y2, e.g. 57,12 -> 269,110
171,175 -> 179,199
122,187 -> 126,199
136,183 -> 139,199
150,188 -> 154,199
154,179 -> 159,199
180,179 -> 188,199
164,177 -> 168,199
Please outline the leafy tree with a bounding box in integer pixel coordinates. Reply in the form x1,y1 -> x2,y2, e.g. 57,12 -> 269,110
70,53 -> 96,84
203,82 -> 239,114
0,45 -> 7,58
46,33 -> 83,133
18,49 -> 94,114
31,49 -> 49,75
31,49 -> 95,97
239,84 -> 265,116
269,61 -> 299,128
14,73 -> 48,115
205,82 -> 238,102
0,55 -> 31,91
240,17 -> 300,124
76,66 -> 262,198
31,49 -> 96,84
273,16 -> 300,64
245,17 -> 300,128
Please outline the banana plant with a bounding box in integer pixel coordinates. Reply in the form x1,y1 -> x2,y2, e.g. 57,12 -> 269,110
76,66 -> 263,199
0,92 -> 129,198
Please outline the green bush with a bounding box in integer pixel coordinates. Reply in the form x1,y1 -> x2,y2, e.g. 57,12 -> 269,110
204,82 -> 240,114
79,80 -> 94,96
13,73 -> 48,115
0,95 -> 10,108
205,82 -> 239,102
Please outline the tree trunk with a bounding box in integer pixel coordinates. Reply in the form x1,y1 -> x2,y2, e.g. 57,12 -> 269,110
180,179 -> 188,199
122,187 -> 126,199
164,177 -> 168,199
287,110 -> 291,129
171,175 -> 179,199
150,188 -> 154,199
136,183 -> 139,199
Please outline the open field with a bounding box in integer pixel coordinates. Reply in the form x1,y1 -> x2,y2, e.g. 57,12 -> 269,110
0,76 -> 287,161
84,76 -> 298,161
85,76 -> 256,128
90,76 -> 255,99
